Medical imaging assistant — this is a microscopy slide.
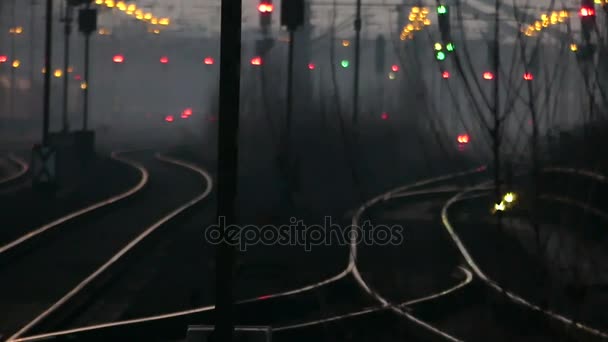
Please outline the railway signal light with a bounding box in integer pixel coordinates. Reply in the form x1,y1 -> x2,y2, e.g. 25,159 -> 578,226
341,59 -> 350,68
483,71 -> 494,80
380,112 -> 389,120
437,3 -> 451,42
113,54 -> 124,63
0,55 -> 7,63
442,70 -> 450,79
446,42 -> 455,52
281,0 -> 304,31
436,51 -> 446,61
259,1 -> 273,28
457,134 -> 470,144
203,57 -> 214,65
580,0 -> 596,44
258,2 -> 274,13
308,62 -> 316,70
523,72 -> 534,80
165,115 -> 174,122
251,56 -> 263,66
579,5 -> 595,16
391,64 -> 399,72
160,56 -> 169,64
503,192 -> 516,203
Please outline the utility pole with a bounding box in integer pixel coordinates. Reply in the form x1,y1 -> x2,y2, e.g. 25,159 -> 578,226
61,0 -> 74,133
29,0 -> 35,102
10,0 -> 16,121
286,29 -> 295,143
492,0 -> 502,219
352,0 -> 362,125
83,26 -> 90,129
78,1 -> 96,131
42,0 -> 52,145
282,0 -> 304,150
212,0 -> 242,338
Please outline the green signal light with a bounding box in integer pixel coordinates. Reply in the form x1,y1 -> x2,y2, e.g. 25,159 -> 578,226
341,59 -> 350,68
437,5 -> 447,14
436,51 -> 446,60
446,43 -> 455,51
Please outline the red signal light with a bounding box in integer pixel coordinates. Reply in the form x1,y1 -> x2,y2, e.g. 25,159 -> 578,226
483,72 -> 494,80
523,72 -> 533,81
0,55 -> 7,63
308,63 -> 316,70
183,108 -> 193,116
457,134 -> 470,144
442,71 -> 450,79
160,56 -> 169,64
165,115 -> 174,122
579,7 -> 595,17
251,56 -> 263,66
258,3 -> 274,13
203,57 -> 214,65
113,54 -> 124,63
380,112 -> 389,120
391,64 -> 399,72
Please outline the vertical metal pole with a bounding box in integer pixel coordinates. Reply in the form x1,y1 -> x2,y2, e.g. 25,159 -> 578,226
352,0 -> 362,125
83,33 -> 90,130
29,0 -> 35,98
42,0 -> 52,145
493,0 -> 501,207
213,0 -> 241,338
10,60 -> 15,120
62,3 -> 72,133
164,64 -> 169,116
286,30 -> 295,147
10,0 -> 16,120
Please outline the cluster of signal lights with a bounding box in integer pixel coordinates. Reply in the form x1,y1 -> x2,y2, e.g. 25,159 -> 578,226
493,192 -> 517,213
434,42 -> 454,61
0,54 -> 21,69
109,54 -> 216,66
94,0 -> 170,27
165,108 -> 193,123
523,10 -> 569,37
457,133 -> 469,151
480,71 -> 534,81
400,7 -> 431,41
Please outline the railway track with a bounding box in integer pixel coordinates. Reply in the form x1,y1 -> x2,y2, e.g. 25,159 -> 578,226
1,152 -> 213,341
9,167 -> 486,341
10,165 -> 607,341
441,170 -> 608,340
0,154 -> 28,188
